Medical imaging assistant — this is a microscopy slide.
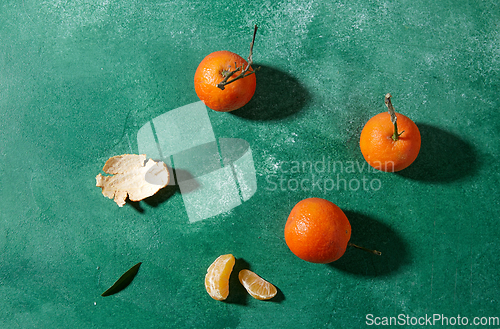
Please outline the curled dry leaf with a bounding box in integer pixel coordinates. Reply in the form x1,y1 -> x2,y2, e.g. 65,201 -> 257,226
95,154 -> 170,207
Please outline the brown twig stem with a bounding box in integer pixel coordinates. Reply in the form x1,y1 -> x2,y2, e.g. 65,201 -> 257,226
216,25 -> 259,90
384,93 -> 404,141
348,242 -> 382,256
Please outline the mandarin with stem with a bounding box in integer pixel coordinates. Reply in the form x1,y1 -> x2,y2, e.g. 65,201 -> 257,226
359,94 -> 421,172
284,198 -> 380,264
194,26 -> 258,112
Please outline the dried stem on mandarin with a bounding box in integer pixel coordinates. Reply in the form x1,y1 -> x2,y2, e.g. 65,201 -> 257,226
348,242 -> 382,256
216,25 -> 259,90
385,93 -> 405,141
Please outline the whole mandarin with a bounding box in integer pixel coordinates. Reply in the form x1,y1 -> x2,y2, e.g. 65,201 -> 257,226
194,50 -> 256,112
284,198 -> 351,264
360,111 -> 421,172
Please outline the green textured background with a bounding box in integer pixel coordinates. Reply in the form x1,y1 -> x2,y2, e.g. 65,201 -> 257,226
1,0 -> 499,328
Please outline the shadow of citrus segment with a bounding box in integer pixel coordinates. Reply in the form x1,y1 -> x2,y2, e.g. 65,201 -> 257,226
329,211 -> 410,277
397,123 -> 479,183
224,258 -> 285,304
230,64 -> 311,121
224,258 -> 250,305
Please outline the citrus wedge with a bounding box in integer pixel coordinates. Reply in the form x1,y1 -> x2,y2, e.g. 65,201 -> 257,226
238,269 -> 277,300
204,254 -> 235,301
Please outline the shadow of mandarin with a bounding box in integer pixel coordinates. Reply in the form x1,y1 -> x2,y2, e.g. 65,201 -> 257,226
329,211 -> 410,277
230,64 -> 310,121
397,123 -> 478,183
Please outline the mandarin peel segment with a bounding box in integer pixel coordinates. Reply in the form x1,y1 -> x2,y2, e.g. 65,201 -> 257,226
95,154 -> 170,207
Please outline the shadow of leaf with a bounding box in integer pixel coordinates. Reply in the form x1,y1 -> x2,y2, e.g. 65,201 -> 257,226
329,211 -> 410,277
230,64 -> 310,121
397,123 -> 478,183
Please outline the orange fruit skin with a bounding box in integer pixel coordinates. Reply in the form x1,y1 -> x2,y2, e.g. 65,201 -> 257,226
359,112 -> 421,172
194,50 -> 256,112
284,198 -> 351,264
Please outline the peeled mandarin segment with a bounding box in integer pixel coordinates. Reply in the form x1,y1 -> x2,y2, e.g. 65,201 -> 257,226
204,254 -> 235,301
238,269 -> 277,300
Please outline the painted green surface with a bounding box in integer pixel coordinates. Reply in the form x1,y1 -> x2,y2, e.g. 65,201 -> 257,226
1,0 -> 499,328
